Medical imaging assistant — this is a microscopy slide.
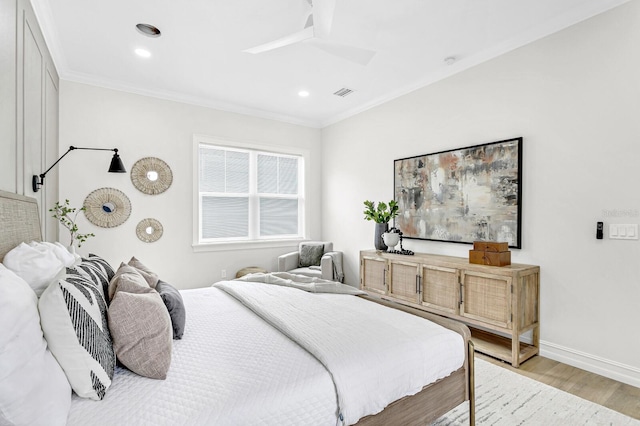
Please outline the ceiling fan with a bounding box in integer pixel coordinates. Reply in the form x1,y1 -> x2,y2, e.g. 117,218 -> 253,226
243,0 -> 376,66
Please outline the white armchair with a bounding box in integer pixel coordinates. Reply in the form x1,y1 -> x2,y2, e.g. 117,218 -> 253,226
278,241 -> 343,282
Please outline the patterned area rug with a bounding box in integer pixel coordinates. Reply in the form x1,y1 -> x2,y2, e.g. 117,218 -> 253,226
432,359 -> 640,426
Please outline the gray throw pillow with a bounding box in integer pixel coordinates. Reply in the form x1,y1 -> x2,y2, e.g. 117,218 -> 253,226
298,243 -> 325,267
127,256 -> 159,288
156,280 -> 186,339
108,289 -> 172,380
108,263 -> 150,302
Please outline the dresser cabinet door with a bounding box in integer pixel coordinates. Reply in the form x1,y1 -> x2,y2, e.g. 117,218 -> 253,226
388,260 -> 420,304
361,256 -> 387,295
460,271 -> 512,328
420,265 -> 459,314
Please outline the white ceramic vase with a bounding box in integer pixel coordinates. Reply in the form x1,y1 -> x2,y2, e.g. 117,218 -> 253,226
382,232 -> 400,251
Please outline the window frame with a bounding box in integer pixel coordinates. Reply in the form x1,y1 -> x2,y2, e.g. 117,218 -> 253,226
192,134 -> 308,252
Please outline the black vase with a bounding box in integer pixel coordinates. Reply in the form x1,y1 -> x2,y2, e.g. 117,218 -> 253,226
374,222 -> 389,251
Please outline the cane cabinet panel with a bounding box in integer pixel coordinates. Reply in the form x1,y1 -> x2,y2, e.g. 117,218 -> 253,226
361,254 -> 387,295
460,271 -> 512,329
421,265 -> 459,315
388,260 -> 420,303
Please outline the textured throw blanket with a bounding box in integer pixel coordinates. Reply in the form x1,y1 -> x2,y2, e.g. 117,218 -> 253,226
234,271 -> 359,294
325,251 -> 345,283
215,277 -> 464,425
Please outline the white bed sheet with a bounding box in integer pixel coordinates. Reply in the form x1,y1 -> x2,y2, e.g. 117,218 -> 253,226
67,287 -> 338,426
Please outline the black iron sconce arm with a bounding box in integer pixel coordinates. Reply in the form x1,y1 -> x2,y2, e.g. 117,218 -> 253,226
32,146 -> 126,192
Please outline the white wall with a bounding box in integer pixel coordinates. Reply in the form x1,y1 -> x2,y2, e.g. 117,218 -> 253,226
322,2 -> 640,386
59,81 -> 322,289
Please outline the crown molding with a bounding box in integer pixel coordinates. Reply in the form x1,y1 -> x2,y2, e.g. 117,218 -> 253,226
61,70 -> 323,128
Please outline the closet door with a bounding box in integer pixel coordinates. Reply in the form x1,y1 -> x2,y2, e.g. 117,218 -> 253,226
17,0 -> 59,240
0,0 -> 17,193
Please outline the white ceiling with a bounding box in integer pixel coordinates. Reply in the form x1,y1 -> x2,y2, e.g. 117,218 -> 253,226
32,0 -> 627,128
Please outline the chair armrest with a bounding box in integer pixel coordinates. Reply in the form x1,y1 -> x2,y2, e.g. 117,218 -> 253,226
320,251 -> 343,281
278,251 -> 299,272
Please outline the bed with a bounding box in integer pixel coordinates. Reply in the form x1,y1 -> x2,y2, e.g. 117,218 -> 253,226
0,189 -> 475,426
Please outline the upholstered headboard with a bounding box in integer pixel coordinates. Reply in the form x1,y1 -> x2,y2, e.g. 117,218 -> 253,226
0,190 -> 42,262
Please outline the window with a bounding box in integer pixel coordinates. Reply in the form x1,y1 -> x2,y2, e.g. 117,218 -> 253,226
196,141 -> 305,245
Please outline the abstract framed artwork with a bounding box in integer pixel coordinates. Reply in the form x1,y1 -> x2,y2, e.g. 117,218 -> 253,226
394,137 -> 522,248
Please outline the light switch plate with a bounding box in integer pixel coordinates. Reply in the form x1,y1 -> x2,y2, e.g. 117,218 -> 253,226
609,224 -> 639,240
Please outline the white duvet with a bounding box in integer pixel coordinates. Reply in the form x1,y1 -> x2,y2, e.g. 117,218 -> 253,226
216,279 -> 465,425
68,279 -> 464,426
67,286 -> 337,425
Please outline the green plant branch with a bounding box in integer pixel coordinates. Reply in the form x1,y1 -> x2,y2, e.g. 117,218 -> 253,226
50,199 -> 95,248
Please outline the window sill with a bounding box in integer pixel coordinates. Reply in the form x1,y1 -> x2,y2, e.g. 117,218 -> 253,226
192,238 -> 304,253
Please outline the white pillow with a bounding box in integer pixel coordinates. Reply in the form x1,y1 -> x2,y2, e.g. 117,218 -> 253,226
0,264 -> 71,426
33,241 -> 80,267
3,242 -> 66,296
39,266 -> 115,400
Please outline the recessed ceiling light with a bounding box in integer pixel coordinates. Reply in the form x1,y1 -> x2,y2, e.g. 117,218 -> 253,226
136,23 -> 161,38
298,90 -> 310,97
135,48 -> 151,58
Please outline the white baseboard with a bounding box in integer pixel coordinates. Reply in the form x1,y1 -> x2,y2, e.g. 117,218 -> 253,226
540,340 -> 640,388
465,326 -> 639,387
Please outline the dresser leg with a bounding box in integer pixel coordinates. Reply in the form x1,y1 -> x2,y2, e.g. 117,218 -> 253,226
512,334 -> 520,367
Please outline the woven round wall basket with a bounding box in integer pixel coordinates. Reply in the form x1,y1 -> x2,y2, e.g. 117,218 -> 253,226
83,187 -> 131,228
136,218 -> 163,243
130,157 -> 173,195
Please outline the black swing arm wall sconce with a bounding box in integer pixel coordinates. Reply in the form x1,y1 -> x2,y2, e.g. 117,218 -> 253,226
32,146 -> 126,192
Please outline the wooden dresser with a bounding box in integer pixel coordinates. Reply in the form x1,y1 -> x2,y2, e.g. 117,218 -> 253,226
360,250 -> 540,367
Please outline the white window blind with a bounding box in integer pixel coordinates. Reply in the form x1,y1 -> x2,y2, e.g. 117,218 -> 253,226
198,144 -> 303,242
258,153 -> 298,236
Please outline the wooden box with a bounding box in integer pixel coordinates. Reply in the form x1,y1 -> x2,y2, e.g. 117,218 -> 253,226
469,250 -> 511,266
469,241 -> 511,266
472,241 -> 509,252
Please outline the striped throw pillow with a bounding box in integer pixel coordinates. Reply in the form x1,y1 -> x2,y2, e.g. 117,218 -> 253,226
39,267 -> 115,400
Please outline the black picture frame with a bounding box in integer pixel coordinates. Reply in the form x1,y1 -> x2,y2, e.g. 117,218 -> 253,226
394,137 -> 523,248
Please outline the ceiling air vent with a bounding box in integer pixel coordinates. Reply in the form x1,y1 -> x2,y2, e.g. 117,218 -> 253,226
333,87 -> 355,97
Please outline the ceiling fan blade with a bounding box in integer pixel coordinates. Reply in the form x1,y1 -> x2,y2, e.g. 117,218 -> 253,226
312,0 -> 336,39
310,39 -> 376,66
243,26 -> 314,54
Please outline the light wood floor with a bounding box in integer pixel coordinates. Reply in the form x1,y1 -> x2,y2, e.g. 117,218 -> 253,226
477,353 -> 640,421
